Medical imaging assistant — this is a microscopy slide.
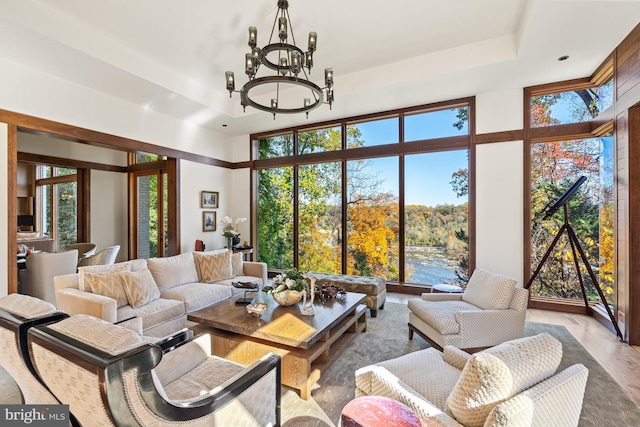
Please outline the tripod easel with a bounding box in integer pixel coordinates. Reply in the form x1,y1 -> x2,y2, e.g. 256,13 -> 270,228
526,203 -> 624,341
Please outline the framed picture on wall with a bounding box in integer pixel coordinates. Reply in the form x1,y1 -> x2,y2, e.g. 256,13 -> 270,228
201,191 -> 219,208
203,211 -> 216,232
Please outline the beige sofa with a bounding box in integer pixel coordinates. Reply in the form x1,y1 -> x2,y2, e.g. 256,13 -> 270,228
54,250 -> 267,337
355,333 -> 588,427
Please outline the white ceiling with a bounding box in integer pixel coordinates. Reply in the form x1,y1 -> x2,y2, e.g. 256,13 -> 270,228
1,0 -> 639,137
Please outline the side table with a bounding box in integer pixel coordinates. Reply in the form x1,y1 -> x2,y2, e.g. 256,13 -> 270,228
431,283 -> 463,293
232,246 -> 253,261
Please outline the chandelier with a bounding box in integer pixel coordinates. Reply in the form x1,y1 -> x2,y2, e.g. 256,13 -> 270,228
225,0 -> 334,119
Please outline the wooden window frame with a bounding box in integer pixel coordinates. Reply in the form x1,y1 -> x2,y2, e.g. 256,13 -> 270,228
251,97 -> 476,289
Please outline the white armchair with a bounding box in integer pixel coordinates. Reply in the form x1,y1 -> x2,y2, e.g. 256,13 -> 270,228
408,268 -> 529,351
355,333 -> 588,427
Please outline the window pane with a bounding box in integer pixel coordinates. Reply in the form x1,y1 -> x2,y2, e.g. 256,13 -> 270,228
298,162 -> 342,273
530,137 -> 614,306
137,175 -> 156,258
531,81 -> 613,127
136,152 -> 166,163
405,107 -> 469,142
41,184 -> 51,236
404,151 -> 469,285
258,134 -> 294,159
298,127 -> 341,154
55,182 -> 77,250
258,167 -> 294,269
346,157 -> 399,280
346,117 -> 399,148
163,173 -> 168,254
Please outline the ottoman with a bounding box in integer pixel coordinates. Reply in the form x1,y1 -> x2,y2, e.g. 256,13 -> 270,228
309,273 -> 386,317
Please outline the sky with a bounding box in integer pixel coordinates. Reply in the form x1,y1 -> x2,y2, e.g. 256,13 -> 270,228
354,108 -> 468,207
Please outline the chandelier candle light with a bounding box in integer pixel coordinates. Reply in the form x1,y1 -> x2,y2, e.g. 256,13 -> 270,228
225,0 -> 334,119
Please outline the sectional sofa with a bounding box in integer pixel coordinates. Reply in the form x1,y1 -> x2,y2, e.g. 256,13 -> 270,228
54,250 -> 267,337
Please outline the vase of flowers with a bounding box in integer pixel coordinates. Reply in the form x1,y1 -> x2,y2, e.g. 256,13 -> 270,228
221,216 -> 246,248
263,269 -> 309,306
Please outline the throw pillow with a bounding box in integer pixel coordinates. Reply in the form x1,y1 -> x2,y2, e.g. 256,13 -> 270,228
462,268 -> 517,310
231,252 -> 244,277
193,250 -> 233,283
120,268 -> 161,308
445,333 -> 562,427
146,252 -> 199,291
78,262 -> 131,292
84,271 -> 129,308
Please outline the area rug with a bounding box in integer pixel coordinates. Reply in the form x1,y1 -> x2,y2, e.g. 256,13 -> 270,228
2,302 -> 639,426
281,301 -> 640,427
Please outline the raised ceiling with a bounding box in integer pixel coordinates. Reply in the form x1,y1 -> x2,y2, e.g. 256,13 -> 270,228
1,0 -> 639,136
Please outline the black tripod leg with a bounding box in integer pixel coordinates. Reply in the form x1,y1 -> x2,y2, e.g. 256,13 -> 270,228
567,227 -> 591,308
567,225 -> 624,341
526,224 -> 568,289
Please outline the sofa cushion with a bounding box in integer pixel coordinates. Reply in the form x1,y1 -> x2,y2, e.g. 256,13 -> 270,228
462,268 -> 517,310
445,333 -> 562,427
117,298 -> 185,330
146,253 -> 199,291
232,252 -> 244,277
120,268 -> 161,309
85,270 -> 129,308
49,314 -> 148,355
193,251 -> 233,283
160,282 -> 233,312
78,262 -> 131,292
0,294 -> 58,318
407,299 -> 481,334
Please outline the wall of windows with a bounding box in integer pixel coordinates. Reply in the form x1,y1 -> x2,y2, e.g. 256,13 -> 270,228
255,101 -> 473,286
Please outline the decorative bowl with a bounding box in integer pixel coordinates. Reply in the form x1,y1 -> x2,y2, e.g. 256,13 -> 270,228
272,290 -> 303,306
246,302 -> 268,317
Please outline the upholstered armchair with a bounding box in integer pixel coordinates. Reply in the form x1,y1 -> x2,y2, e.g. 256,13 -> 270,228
0,294 -> 69,404
355,333 -> 588,427
408,268 -> 529,351
28,314 -> 281,427
19,249 -> 79,304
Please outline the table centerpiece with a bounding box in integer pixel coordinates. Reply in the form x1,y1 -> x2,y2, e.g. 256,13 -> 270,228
263,269 -> 309,307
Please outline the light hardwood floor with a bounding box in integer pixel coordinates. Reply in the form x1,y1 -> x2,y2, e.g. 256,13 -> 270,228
387,292 -> 640,406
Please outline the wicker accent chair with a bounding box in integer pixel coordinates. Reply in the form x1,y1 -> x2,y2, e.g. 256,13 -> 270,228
355,333 -> 589,427
0,294 -> 69,404
408,268 -> 529,351
28,314 -> 281,427
78,245 -> 120,267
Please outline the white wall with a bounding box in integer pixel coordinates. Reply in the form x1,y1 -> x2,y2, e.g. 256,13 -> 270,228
91,170 -> 128,262
180,160 -> 231,253
475,89 -> 524,285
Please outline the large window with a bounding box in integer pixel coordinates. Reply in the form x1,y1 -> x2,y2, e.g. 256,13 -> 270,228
255,101 -> 472,286
526,75 -> 615,310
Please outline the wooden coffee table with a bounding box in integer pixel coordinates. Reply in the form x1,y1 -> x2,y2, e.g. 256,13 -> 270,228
188,291 -> 368,400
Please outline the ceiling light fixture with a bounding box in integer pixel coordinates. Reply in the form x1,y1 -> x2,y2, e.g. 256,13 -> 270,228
225,0 -> 334,119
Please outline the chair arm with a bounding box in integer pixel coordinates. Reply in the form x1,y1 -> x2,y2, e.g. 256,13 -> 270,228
53,273 -> 79,291
243,261 -> 268,285
455,309 -> 527,348
518,364 -> 588,427
54,288 -> 117,323
356,365 -> 463,426
421,293 -> 464,302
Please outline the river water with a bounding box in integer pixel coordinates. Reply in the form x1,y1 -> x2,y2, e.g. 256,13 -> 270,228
404,246 -> 460,285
